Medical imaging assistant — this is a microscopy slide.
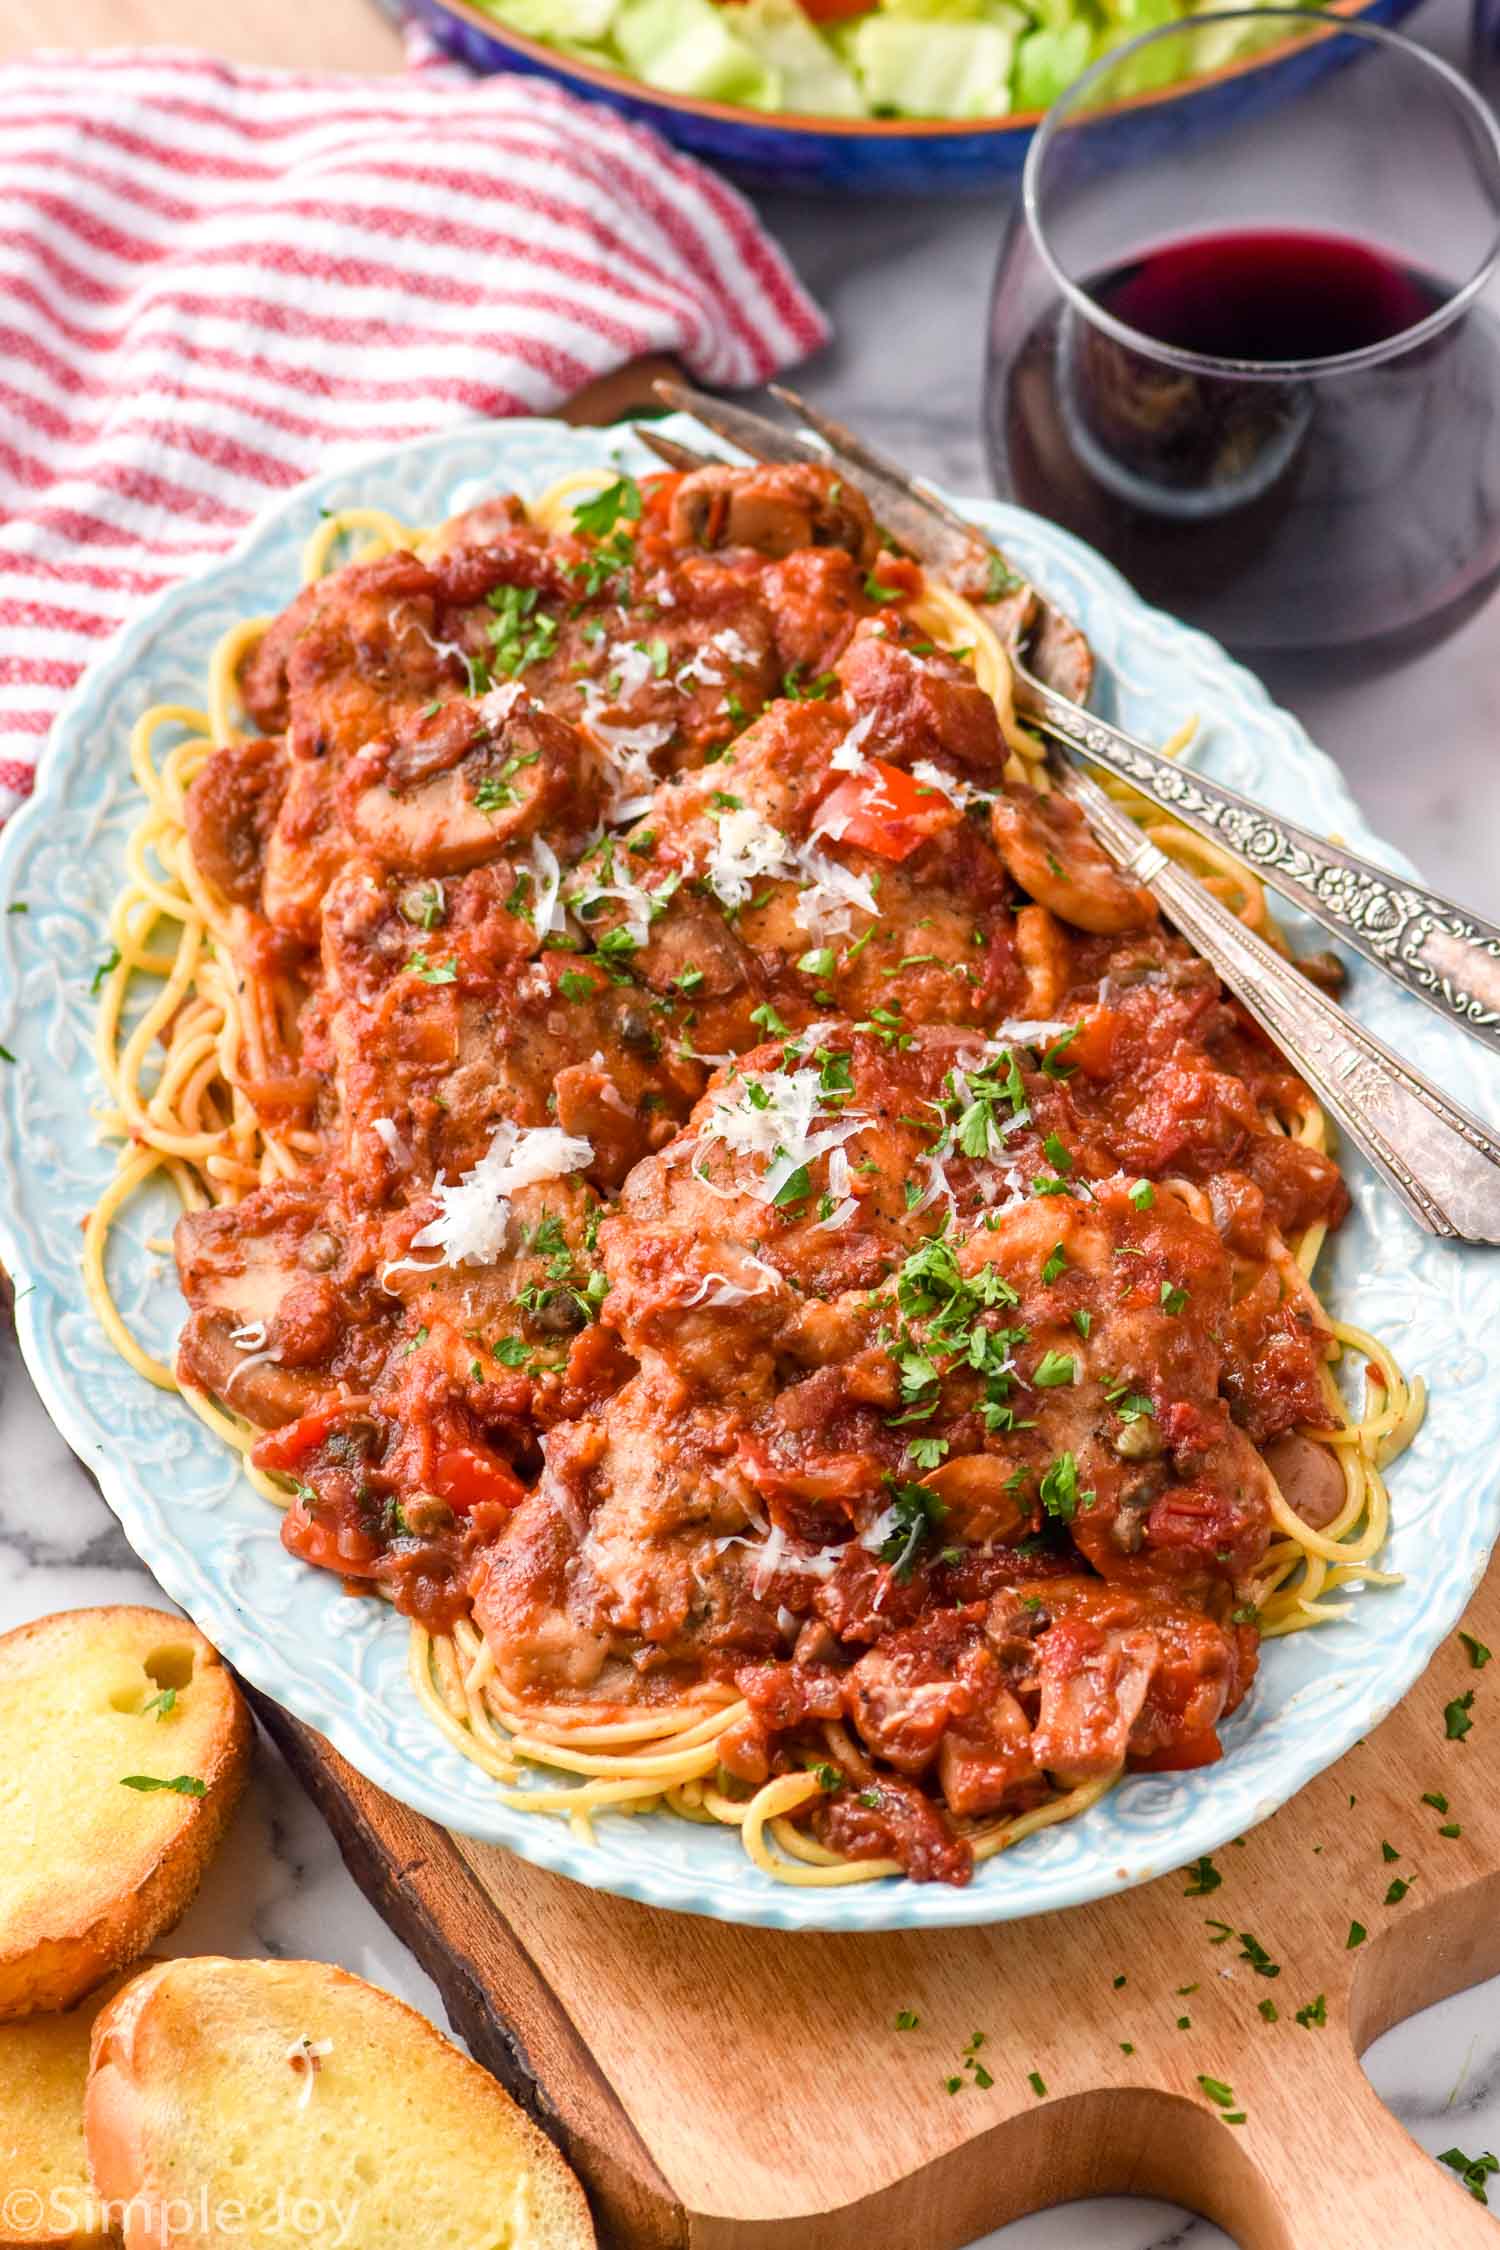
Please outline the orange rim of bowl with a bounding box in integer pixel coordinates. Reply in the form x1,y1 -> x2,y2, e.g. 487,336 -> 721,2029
428,0 -> 1382,139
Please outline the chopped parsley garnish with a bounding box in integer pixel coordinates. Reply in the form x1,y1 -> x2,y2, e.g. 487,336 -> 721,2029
90,944 -> 122,996
493,1336 -> 530,1367
771,1163 -> 811,1209
1041,1132 -> 1073,1176
1032,1349 -> 1075,1388
1071,1309 -> 1092,1338
894,2008 -> 920,2030
798,946 -> 836,980
749,1001 -> 789,1038
1346,1920 -> 1367,1949
863,572 -> 902,603
1039,1025 -> 1081,1079
1445,1690 -> 1476,1741
1294,1994 -> 1327,2029
408,951 -> 458,984
1160,1281 -> 1188,1315
485,583 -> 558,678
558,969 -> 596,1001
1234,1931 -> 1280,1978
120,1773 -> 206,1796
0,1043 -> 13,1065
1197,2077 -> 1237,2109
1384,1876 -> 1412,1905
572,475 -> 642,539
1040,1242 -> 1067,1286
1128,1179 -> 1155,1210
1183,1856 -> 1222,1896
1039,1452 -> 1090,1523
472,773 -> 518,813
1422,1790 -> 1449,1814
878,1478 -> 947,1581
984,554 -> 1023,601
1026,2069 -> 1047,2099
142,1688 -> 177,1721
782,663 -> 837,701
1460,1631 -> 1492,1669
1257,1999 -> 1279,2023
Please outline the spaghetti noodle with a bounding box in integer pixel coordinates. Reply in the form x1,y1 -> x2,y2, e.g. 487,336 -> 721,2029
86,456 -> 1422,1885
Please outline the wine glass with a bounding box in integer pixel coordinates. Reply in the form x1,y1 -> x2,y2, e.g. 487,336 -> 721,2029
984,10 -> 1500,658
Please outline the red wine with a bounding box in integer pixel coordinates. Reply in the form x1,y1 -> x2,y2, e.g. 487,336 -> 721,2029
990,228 -> 1500,655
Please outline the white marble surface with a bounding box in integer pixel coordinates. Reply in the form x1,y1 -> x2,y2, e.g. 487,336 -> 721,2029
4,1 -> 1500,2241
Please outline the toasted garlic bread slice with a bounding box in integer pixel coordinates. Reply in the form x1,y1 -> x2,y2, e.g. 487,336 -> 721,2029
85,1957 -> 596,2250
0,1977 -> 129,2247
0,1609 -> 249,2018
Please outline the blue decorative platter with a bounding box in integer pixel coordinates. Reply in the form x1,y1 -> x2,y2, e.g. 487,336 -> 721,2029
2,415 -> 1497,1931
408,0 -> 1425,194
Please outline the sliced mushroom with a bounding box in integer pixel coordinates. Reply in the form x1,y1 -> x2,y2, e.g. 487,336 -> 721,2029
921,1453 -> 1028,1548
668,464 -> 878,565
184,736 -> 288,909
340,700 -> 602,875
1261,1431 -> 1347,1531
991,785 -> 1155,937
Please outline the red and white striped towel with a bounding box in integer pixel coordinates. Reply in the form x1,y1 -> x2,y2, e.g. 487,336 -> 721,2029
0,47 -> 828,824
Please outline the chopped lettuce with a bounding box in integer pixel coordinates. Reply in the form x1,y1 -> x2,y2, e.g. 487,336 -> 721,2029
488,0 -> 619,41
612,0 -> 776,105
841,14 -> 1022,119
732,0 -> 867,116
476,0 -> 1303,123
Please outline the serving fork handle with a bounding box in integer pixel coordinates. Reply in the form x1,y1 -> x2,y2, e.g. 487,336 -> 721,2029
1056,759 -> 1500,1244
1016,663 -> 1500,1059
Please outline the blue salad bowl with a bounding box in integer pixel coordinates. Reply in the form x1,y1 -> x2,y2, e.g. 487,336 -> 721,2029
408,0 -> 1427,194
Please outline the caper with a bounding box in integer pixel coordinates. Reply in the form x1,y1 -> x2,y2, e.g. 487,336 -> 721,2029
402,1492 -> 455,1537
398,881 -> 446,930
1113,1419 -> 1165,1461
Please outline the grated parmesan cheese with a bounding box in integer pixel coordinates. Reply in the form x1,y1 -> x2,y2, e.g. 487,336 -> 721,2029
406,1121 -> 593,1269
697,1067 -> 866,1207
704,804 -> 800,909
370,1116 -> 410,1166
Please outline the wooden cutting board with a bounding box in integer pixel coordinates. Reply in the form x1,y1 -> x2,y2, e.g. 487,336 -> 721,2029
249,1555 -> 1500,2250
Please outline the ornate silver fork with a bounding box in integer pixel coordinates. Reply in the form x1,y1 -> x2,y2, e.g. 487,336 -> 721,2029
635,390 -> 1500,1245
652,378 -> 1500,1059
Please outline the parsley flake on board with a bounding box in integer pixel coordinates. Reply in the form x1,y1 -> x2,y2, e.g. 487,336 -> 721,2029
1440,2147 -> 1500,2205
894,2009 -> 920,2030
1026,2070 -> 1047,2099
1183,1855 -> 1222,1896
1346,1921 -> 1368,1949
1294,1994 -> 1327,2029
1445,1691 -> 1476,1741
1460,1631 -> 1492,1669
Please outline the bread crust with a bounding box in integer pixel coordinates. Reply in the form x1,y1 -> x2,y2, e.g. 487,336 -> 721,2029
0,1610 -> 250,2020
85,1957 -> 596,2250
